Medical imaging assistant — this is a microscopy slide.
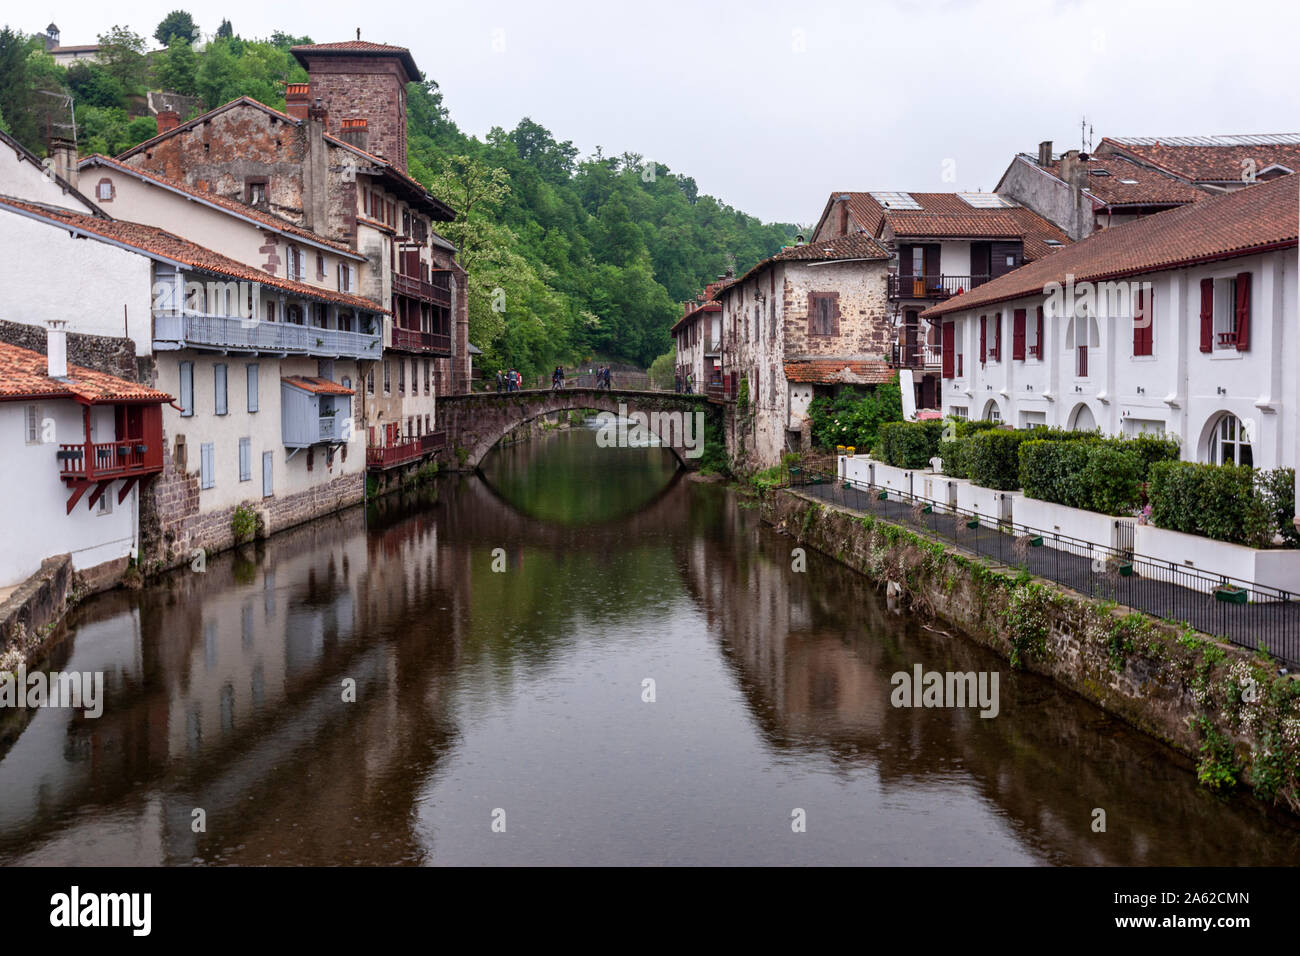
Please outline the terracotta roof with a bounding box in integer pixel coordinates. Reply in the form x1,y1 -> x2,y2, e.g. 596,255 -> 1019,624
282,376 -> 355,396
0,197 -> 387,314
783,359 -> 895,385
50,45 -> 100,53
79,154 -> 363,258
670,301 -> 720,335
815,191 -> 1070,260
713,233 -> 890,299
1037,154 -> 1206,208
291,41 -> 420,81
0,341 -> 172,404
1099,135 -> 1300,184
922,173 -> 1298,319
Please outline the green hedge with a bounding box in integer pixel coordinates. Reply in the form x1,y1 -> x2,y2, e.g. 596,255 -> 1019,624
1018,440 -> 1147,515
876,420 -> 946,469
966,429 -> 1030,490
937,419 -> 999,479
1101,434 -> 1181,481
1148,461 -> 1297,548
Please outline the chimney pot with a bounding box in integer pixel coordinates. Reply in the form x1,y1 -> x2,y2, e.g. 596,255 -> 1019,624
285,83 -> 310,121
1038,140 -> 1053,166
156,109 -> 180,134
48,135 -> 78,191
46,320 -> 68,379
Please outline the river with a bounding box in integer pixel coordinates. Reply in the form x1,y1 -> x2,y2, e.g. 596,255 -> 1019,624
1,424 -> 1297,865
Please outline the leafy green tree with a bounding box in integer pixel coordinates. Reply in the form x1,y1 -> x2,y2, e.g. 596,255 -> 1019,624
153,37 -> 199,95
0,28 -> 38,149
66,62 -> 125,108
96,26 -> 147,94
216,19 -> 234,40
154,11 -> 198,47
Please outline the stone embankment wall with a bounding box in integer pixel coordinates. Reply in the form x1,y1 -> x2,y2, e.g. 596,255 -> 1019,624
761,488 -> 1300,815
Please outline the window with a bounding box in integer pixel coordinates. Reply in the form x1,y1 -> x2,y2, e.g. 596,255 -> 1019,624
239,437 -> 252,482
316,252 -> 326,280
288,247 -> 304,281
950,405 -> 969,419
200,442 -> 215,489
214,363 -> 228,415
383,361 -> 391,394
808,293 -> 838,336
247,364 -> 259,412
1133,287 -> 1153,356
246,178 -> 268,205
367,369 -> 375,395
97,492 -> 112,515
96,178 -> 114,201
424,359 -> 431,395
180,361 -> 194,417
398,360 -> 406,395
338,263 -> 353,292
425,414 -> 431,433
1204,274 -> 1251,351
1208,413 -> 1253,466
24,405 -> 40,444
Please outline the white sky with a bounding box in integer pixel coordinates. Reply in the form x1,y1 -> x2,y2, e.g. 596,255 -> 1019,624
32,0 -> 1300,224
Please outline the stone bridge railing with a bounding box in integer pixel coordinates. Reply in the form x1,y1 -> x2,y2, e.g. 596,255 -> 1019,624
438,388 -> 709,470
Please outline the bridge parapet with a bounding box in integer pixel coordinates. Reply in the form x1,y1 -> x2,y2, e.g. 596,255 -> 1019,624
438,388 -> 710,470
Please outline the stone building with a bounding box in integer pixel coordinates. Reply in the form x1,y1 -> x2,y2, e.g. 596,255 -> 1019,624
707,234 -> 893,469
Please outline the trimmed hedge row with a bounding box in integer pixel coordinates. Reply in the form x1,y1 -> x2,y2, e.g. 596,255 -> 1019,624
876,420 -> 947,469
1149,462 -> 1297,548
935,419 -> 999,479
1018,440 -> 1146,515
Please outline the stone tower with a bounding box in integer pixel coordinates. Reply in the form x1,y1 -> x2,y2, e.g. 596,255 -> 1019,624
289,40 -> 419,173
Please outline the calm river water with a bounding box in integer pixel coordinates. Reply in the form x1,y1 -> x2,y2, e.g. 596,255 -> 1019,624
2,425 -> 1298,865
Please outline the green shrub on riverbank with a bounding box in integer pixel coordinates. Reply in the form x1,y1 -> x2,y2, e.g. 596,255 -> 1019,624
808,380 -> 903,453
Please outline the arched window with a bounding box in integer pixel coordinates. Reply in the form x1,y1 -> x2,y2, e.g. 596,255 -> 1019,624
982,399 -> 1001,423
1208,413 -> 1253,466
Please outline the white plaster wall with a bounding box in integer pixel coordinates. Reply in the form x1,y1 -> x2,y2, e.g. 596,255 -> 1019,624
0,401 -> 139,588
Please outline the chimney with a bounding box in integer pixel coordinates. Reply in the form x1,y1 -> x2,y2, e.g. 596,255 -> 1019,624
1059,149 -> 1087,189
1037,140 -> 1053,166
49,135 -> 77,190
339,117 -> 369,153
156,109 -> 180,134
285,83 -> 310,121
46,320 -> 68,379
302,98 -> 329,231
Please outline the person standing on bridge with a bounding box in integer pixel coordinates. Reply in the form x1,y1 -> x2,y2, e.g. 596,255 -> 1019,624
495,369 -> 504,393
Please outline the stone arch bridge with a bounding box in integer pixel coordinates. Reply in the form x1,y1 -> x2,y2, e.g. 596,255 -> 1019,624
437,388 -> 710,470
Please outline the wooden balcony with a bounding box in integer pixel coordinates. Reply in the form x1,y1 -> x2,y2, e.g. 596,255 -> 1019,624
891,342 -> 942,368
888,274 -> 990,301
391,325 -> 452,355
59,439 -> 161,481
154,313 -> 381,360
392,270 -> 452,308
366,431 -> 447,469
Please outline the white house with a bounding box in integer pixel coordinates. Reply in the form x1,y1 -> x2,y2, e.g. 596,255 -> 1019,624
923,173 -> 1298,500
0,335 -> 172,591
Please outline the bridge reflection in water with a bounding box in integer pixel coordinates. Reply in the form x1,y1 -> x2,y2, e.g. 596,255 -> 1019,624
1,427 -> 1298,865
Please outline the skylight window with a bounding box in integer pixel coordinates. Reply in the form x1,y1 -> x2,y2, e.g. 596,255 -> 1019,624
956,192 -> 1018,208
870,191 -> 921,210
1119,178 -> 1139,184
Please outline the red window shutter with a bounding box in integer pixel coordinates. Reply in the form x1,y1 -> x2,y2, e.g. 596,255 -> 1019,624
1035,306 -> 1044,357
1199,278 -> 1214,352
993,313 -> 1002,359
979,315 -> 987,363
1133,288 -> 1154,356
942,322 -> 955,378
1235,272 -> 1251,351
1012,309 -> 1026,360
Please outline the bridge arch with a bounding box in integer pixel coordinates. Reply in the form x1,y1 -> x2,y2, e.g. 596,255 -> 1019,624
437,388 -> 711,471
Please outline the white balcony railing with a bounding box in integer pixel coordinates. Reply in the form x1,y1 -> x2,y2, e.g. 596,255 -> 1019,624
154,313 -> 381,360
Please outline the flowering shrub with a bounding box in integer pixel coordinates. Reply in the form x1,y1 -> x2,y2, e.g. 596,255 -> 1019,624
809,380 -> 902,452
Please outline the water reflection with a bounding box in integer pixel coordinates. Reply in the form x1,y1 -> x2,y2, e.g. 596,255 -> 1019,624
0,427 -> 1297,865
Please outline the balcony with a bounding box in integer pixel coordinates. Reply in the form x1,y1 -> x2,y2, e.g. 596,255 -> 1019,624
888,274 -> 990,301
366,431 -> 447,469
393,270 -> 452,308
391,324 -> 452,355
58,439 -> 161,482
154,313 -> 381,360
891,342 -> 942,368
706,374 -> 737,403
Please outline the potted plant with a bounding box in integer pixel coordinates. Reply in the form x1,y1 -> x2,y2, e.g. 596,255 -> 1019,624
1214,584 -> 1248,604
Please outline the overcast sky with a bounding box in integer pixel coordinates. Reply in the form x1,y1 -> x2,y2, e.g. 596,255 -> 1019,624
30,0 -> 1299,224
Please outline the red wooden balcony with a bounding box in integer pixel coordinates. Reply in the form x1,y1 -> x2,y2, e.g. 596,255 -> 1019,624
58,439 -> 161,480
366,431 -> 447,469
392,270 -> 452,308
391,325 -> 452,354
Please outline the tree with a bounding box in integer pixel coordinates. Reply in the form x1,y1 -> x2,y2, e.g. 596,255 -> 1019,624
66,62 -> 125,109
216,19 -> 234,40
153,37 -> 198,96
0,28 -> 37,149
425,154 -> 511,262
96,26 -> 147,94
154,11 -> 198,47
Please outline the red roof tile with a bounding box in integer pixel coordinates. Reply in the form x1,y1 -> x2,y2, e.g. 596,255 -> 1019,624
711,233 -> 890,300
923,173 -> 1298,319
291,41 -> 420,81
1099,136 -> 1300,185
783,359 -> 895,385
1037,154 -> 1206,208
282,376 -> 355,395
0,341 -> 172,404
0,198 -> 387,314
815,192 -> 1070,260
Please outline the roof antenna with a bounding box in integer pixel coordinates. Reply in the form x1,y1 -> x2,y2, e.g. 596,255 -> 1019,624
1080,115 -> 1094,154
356,27 -> 361,41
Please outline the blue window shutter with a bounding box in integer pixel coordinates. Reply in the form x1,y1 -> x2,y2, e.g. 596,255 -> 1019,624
200,442 -> 214,489
215,364 -> 228,415
239,437 -> 251,481
247,363 -> 259,412
262,451 -> 273,497
180,362 -> 194,417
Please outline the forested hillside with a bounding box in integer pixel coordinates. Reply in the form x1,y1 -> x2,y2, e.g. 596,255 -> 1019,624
0,18 -> 798,375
